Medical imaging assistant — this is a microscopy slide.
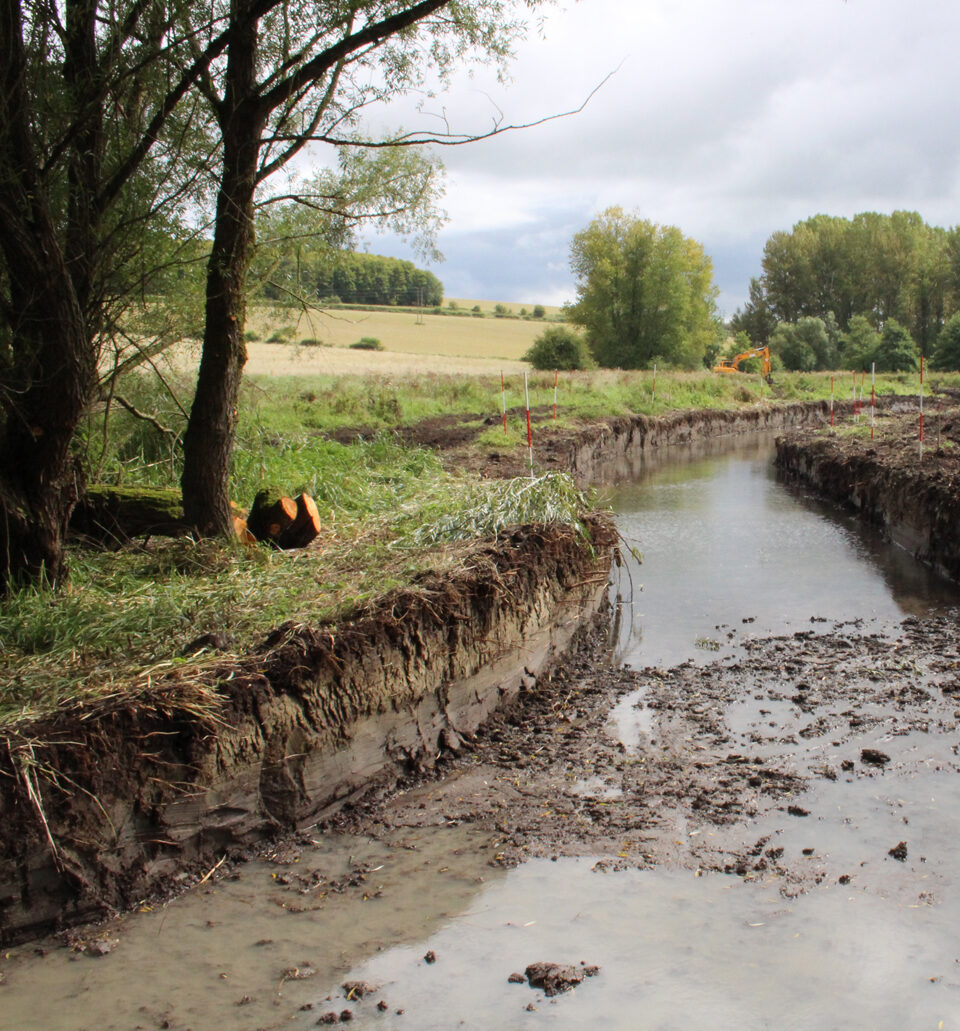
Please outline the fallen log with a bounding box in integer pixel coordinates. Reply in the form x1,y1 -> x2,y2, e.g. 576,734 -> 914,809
73,486 -> 256,545
71,486 -> 189,542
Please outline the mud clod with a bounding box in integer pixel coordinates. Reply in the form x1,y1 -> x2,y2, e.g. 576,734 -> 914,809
861,749 -> 891,767
889,841 -> 909,862
525,961 -> 594,996
342,981 -> 376,1001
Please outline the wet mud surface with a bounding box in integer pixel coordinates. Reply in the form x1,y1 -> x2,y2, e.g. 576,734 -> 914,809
337,612 -> 960,897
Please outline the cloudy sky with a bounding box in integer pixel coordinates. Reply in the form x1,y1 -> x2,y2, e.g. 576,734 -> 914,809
356,0 -> 960,318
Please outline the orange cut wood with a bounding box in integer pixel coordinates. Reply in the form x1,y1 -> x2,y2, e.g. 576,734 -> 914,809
232,515 -> 257,545
246,489 -> 297,544
278,492 -> 322,549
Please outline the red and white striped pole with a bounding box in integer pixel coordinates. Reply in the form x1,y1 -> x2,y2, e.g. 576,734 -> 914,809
919,354 -> 925,459
524,369 -> 534,479
830,375 -> 835,431
870,362 -> 875,440
501,370 -> 507,434
553,369 -> 558,420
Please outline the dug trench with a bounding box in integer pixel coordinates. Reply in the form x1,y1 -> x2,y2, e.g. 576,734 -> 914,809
0,394 -> 953,959
335,403 -> 960,898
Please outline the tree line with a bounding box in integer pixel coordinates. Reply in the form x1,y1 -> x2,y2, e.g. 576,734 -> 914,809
730,211 -> 960,371
258,249 -> 443,307
0,0 -> 546,593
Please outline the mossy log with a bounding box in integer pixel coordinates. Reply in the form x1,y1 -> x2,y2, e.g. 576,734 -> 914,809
71,486 -> 189,541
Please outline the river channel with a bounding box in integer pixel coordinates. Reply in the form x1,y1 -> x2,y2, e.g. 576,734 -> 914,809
3,435 -> 959,1031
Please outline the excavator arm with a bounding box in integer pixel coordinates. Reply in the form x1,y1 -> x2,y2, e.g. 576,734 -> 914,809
713,345 -> 771,376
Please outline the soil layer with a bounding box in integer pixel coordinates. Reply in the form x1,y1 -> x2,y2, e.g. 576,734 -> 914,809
0,520 -> 613,946
775,402 -> 960,582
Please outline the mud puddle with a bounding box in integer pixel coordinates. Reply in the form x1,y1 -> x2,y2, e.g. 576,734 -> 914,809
0,826 -> 502,1030
291,859 -> 958,1030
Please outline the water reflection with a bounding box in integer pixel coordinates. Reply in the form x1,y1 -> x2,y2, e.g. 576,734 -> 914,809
603,436 -> 959,669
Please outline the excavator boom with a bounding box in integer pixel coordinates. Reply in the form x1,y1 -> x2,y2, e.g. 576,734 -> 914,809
713,345 -> 771,376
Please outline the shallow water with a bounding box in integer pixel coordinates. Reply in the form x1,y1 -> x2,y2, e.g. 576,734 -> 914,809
4,433 -> 960,1031
605,434 -> 958,671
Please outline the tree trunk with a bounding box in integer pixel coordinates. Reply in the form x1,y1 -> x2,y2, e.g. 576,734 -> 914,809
180,6 -> 263,537
0,0 -> 96,591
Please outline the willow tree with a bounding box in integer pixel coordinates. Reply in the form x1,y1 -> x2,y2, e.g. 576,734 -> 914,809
0,0 -> 226,590
181,0 -> 552,536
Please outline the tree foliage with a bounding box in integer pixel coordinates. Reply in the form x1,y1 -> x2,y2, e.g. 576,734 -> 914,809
566,208 -> 721,370
932,313 -> 960,371
840,314 -> 881,372
771,317 -> 836,372
749,211 -> 959,355
523,326 -> 593,370
874,319 -> 919,373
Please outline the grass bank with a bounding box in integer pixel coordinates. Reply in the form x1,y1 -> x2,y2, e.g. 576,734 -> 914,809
4,359 -> 956,726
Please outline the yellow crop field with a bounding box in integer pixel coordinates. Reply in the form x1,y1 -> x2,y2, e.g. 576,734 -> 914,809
241,341 -> 529,378
245,305 -> 554,362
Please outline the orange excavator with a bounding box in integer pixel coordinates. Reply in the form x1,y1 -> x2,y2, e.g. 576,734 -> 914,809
713,344 -> 771,376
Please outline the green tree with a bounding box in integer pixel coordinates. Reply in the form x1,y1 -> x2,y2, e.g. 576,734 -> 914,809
181,0 -> 552,537
771,317 -> 836,371
523,326 -> 592,370
874,319 -> 919,373
566,208 -> 720,370
0,0 -> 223,590
931,313 -> 960,371
840,315 -> 881,371
756,210 -> 954,347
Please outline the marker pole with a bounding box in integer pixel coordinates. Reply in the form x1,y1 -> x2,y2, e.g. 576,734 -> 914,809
830,376 -> 835,431
524,370 -> 534,479
919,354 -> 924,459
870,362 -> 875,439
501,370 -> 507,434
852,372 -> 857,422
553,369 -> 558,421
652,363 -> 657,401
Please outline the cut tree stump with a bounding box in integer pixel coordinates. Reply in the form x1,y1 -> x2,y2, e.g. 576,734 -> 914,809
277,493 -> 322,549
246,488 -> 298,544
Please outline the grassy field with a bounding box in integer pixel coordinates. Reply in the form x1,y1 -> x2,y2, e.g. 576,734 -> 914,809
244,302 -> 557,362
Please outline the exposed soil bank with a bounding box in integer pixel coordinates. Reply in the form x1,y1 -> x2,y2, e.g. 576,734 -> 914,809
775,403 -> 960,582
0,519 -> 613,946
417,398 -> 866,482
